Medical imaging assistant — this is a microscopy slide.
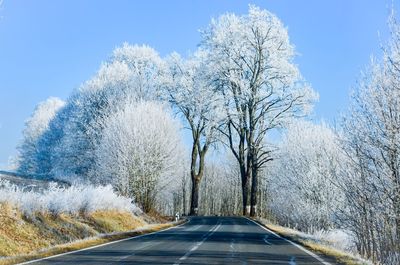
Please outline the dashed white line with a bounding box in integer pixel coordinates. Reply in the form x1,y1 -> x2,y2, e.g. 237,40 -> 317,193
189,225 -> 202,231
115,241 -> 156,263
173,222 -> 221,265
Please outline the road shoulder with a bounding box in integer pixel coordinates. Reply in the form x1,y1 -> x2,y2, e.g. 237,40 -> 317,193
251,218 -> 369,265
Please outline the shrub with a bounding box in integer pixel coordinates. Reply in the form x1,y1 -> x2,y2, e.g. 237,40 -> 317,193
0,180 -> 140,216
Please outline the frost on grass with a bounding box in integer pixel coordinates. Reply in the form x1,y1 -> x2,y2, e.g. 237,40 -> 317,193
0,179 -> 140,216
312,229 -> 355,253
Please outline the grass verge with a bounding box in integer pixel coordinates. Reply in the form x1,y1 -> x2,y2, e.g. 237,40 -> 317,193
0,221 -> 184,265
254,218 -> 371,265
0,202 -> 185,265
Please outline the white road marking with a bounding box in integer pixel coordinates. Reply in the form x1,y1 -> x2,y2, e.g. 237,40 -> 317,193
187,224 -> 202,231
173,222 -> 221,265
227,238 -> 247,265
18,221 -> 189,265
289,256 -> 297,265
228,239 -> 235,259
263,235 -> 272,245
244,217 -> 332,265
115,241 -> 157,262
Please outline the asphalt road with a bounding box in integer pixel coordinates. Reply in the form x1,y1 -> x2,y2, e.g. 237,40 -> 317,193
25,216 -> 332,265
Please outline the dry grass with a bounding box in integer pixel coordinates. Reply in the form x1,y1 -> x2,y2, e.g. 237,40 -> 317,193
255,219 -> 370,265
0,202 -> 183,265
0,222 -> 179,265
84,210 -> 146,233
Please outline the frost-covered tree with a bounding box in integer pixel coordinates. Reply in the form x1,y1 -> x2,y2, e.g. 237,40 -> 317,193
199,158 -> 243,216
111,43 -> 165,100
201,5 -> 317,216
339,14 -> 400,263
94,101 -> 184,212
51,44 -> 165,179
268,120 -> 343,231
163,51 -> 222,215
18,97 -> 65,177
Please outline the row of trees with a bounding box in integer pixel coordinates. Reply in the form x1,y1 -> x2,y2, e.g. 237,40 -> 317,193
16,5 -> 400,263
163,8 -> 400,264
17,44 -> 186,212
337,15 -> 400,263
164,5 -> 317,216
18,5 -> 316,218
265,14 -> 400,264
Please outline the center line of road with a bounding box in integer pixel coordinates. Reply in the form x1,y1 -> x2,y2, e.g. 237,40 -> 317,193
173,222 -> 221,265
114,240 -> 165,263
190,225 -> 202,231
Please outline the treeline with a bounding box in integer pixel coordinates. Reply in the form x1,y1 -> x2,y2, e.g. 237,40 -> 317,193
17,45 -> 186,213
18,5 -> 316,218
16,5 -> 400,264
268,15 -> 400,264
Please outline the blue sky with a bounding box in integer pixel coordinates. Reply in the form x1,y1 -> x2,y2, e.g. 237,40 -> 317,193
0,0 -> 395,167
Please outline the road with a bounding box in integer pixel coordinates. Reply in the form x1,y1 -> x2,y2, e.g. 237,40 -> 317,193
25,216 -> 332,265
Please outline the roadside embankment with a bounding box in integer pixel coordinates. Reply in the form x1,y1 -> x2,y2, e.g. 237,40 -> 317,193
0,179 -> 184,265
255,218 -> 372,265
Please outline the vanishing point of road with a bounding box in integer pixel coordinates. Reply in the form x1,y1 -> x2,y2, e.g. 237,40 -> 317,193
24,216 -> 333,265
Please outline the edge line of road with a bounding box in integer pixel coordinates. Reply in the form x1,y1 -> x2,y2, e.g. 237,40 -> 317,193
245,217 -> 332,265
18,219 -> 190,265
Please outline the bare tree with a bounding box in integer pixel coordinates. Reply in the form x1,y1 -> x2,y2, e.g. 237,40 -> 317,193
338,13 -> 400,264
202,5 -> 317,216
199,158 -> 242,216
163,51 -> 222,215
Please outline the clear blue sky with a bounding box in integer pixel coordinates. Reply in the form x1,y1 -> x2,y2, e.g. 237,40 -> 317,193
0,0 -> 395,168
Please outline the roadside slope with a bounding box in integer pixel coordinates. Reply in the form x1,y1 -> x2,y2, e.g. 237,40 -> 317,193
0,178 -> 181,265
255,218 -> 371,265
0,203 -> 181,265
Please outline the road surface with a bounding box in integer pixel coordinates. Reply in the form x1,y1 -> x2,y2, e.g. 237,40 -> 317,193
25,216 -> 332,264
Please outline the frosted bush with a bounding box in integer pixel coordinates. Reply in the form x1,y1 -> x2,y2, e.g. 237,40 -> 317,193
313,229 -> 356,252
382,252 -> 400,265
0,180 -> 140,216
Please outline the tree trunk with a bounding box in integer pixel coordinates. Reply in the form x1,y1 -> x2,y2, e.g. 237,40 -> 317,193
190,177 -> 201,215
241,174 -> 251,216
189,136 -> 207,216
250,163 -> 258,217
182,177 -> 187,215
